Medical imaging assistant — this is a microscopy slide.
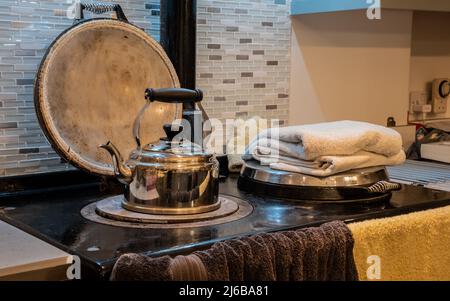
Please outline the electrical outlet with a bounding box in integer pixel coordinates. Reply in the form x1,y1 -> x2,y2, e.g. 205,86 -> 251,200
409,91 -> 429,113
431,78 -> 449,114
413,104 -> 432,113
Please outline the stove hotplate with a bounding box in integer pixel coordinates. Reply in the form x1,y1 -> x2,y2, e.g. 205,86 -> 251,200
1,174 -> 450,279
81,194 -> 253,229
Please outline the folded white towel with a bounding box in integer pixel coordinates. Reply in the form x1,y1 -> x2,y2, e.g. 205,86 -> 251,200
244,121 -> 406,176
248,146 -> 406,177
255,120 -> 403,160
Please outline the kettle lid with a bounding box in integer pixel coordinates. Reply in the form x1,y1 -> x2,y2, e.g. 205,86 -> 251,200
134,139 -> 212,164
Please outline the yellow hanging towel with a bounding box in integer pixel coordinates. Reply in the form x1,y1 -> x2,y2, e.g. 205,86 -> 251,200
349,205 -> 450,281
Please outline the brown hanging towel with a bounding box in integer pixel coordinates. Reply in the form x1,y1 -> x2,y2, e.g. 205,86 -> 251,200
111,221 -> 358,281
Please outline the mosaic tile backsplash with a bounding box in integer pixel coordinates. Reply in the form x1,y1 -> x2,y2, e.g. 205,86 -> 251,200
196,0 -> 291,124
0,0 -> 291,177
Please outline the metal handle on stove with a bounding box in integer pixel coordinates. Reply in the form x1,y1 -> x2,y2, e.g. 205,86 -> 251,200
366,181 -> 402,194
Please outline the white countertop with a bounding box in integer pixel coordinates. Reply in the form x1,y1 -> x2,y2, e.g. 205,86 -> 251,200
0,220 -> 72,280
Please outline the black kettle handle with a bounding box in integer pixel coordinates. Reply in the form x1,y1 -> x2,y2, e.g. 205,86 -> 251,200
145,88 -> 203,104
76,2 -> 128,22
133,88 -> 203,147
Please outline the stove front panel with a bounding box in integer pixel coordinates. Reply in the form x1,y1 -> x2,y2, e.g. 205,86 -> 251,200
1,175 -> 450,278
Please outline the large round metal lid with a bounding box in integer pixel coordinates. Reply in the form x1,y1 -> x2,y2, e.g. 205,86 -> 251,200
35,19 -> 179,176
238,160 -> 395,202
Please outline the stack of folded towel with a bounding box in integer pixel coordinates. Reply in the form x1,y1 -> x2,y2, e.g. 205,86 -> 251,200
243,120 -> 406,177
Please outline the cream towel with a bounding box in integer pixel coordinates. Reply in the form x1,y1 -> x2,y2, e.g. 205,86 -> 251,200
227,117 -> 268,172
349,206 -> 450,281
245,138 -> 406,177
254,120 -> 403,160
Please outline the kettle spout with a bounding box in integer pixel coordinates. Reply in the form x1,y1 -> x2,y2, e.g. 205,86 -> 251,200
99,142 -> 133,185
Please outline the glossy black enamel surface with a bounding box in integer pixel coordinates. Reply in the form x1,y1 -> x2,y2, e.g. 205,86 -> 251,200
1,175 -> 450,279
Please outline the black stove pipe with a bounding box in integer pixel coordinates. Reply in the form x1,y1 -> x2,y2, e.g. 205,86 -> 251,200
160,0 -> 197,112
160,0 -> 204,146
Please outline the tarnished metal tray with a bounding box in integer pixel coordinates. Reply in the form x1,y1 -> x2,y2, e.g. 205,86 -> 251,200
34,4 -> 179,176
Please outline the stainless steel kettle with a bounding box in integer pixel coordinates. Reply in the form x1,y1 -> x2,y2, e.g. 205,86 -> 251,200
100,88 -> 220,215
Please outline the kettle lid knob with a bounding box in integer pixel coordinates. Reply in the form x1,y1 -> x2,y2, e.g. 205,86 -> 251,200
163,124 -> 183,142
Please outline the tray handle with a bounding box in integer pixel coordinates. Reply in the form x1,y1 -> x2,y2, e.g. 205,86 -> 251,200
75,2 -> 128,22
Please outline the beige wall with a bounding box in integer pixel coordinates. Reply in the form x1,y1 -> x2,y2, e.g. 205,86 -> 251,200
410,11 -> 450,120
289,10 -> 413,126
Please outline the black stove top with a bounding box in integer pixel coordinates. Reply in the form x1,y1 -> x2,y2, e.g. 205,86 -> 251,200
1,174 -> 450,279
